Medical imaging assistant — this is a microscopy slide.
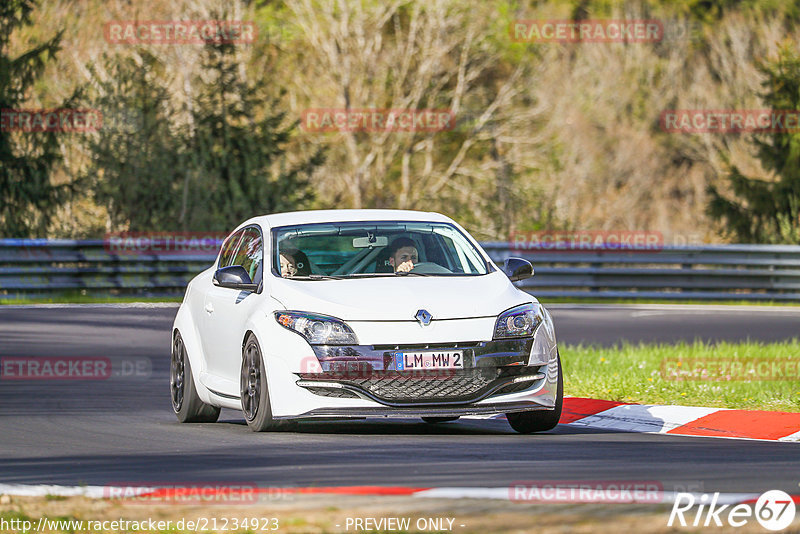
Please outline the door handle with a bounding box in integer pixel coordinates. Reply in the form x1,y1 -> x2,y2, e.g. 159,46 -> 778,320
204,303 -> 214,314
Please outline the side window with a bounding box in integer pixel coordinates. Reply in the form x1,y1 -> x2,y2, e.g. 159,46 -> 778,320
218,230 -> 243,268
231,227 -> 263,286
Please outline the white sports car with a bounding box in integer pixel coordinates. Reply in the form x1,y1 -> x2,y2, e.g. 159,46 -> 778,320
170,209 -> 562,433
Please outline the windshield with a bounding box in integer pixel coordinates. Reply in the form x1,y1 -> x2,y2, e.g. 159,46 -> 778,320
272,221 -> 490,278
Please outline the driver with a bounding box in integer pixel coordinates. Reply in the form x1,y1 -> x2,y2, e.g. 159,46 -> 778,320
386,237 -> 419,273
279,248 -> 311,277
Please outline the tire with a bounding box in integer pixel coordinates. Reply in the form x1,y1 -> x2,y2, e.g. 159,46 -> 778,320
422,416 -> 460,424
240,333 -> 294,432
171,332 -> 220,423
506,352 -> 563,434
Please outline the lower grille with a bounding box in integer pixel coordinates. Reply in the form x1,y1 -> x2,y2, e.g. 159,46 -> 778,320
297,366 -> 541,405
304,387 -> 360,399
492,380 -> 536,396
353,369 -> 493,402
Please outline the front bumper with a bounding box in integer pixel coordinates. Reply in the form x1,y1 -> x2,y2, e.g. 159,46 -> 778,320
294,338 -> 550,408
296,367 -> 546,406
260,307 -> 559,419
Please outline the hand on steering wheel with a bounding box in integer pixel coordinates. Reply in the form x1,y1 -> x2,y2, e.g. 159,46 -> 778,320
395,260 -> 415,273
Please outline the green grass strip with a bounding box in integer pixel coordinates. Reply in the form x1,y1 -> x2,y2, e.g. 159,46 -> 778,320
561,340 -> 800,412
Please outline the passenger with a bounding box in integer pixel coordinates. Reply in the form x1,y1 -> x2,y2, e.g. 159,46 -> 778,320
279,248 -> 311,277
386,237 -> 419,273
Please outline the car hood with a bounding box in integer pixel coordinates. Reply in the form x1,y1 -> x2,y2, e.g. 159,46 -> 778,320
269,271 -> 531,321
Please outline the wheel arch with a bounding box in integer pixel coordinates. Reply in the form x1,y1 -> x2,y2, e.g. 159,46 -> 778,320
172,301 -> 215,406
242,329 -> 256,351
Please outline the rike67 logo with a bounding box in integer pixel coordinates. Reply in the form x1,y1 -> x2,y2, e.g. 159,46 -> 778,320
669,490 -> 796,531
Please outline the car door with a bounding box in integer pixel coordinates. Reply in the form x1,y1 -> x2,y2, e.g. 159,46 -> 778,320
201,226 -> 264,393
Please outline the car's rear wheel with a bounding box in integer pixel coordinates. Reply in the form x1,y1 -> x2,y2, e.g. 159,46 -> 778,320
240,333 -> 293,432
422,416 -> 460,424
506,352 -> 563,434
171,332 -> 220,423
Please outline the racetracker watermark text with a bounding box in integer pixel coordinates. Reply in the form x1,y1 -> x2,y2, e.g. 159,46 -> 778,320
510,20 -> 664,43
104,20 -> 256,45
300,356 -> 458,379
301,109 -> 455,132
1,109 -> 102,132
510,480 -> 665,503
103,483 -> 291,505
509,230 -> 663,251
661,110 -> 800,133
661,358 -> 800,381
0,357 -> 150,380
104,232 -> 227,256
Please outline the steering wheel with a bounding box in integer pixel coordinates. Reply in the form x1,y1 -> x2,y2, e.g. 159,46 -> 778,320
409,262 -> 452,274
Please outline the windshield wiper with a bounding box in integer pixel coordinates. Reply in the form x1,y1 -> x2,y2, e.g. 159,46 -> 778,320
292,274 -> 349,280
294,272 -> 434,279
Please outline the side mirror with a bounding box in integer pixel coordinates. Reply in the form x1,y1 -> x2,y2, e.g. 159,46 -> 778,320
503,257 -> 533,282
213,265 -> 258,292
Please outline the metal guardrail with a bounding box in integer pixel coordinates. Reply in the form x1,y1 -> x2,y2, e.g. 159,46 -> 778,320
0,239 -> 213,299
483,242 -> 800,301
2,239 -> 800,301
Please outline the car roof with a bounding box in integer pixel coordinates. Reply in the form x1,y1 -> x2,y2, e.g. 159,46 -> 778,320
239,209 -> 455,230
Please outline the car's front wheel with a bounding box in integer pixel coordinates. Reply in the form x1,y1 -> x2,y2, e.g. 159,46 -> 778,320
240,333 -> 293,432
171,332 -> 220,423
506,351 -> 563,434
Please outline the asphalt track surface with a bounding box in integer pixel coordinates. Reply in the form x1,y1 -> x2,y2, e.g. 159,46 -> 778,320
0,304 -> 798,494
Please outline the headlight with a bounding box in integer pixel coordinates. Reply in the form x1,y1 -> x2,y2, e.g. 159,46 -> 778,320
274,311 -> 358,345
493,303 -> 543,339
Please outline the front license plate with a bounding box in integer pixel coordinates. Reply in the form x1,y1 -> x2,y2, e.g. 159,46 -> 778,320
395,351 -> 464,370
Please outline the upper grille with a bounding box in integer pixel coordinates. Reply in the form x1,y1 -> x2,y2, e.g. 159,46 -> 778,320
371,341 -> 481,351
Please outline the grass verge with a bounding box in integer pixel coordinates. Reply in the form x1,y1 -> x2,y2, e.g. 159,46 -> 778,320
561,340 -> 800,412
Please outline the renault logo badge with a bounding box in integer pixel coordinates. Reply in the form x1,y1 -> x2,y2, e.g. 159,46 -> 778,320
415,309 -> 432,326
